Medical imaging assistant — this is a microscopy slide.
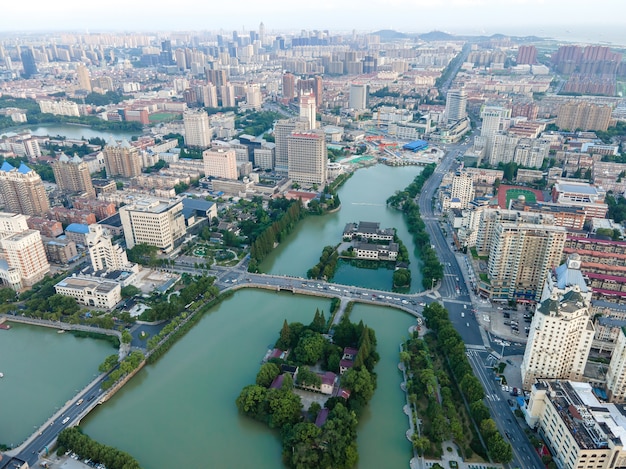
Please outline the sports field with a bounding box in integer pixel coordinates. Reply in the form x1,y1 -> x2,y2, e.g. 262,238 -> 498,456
497,185 -> 543,208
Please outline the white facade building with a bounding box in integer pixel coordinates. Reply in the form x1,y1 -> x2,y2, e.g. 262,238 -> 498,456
183,110 -> 211,149
203,148 -> 238,180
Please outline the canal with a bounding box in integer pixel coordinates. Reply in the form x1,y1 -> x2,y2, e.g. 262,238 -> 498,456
261,164 -> 425,293
81,290 -> 415,469
0,323 -> 114,447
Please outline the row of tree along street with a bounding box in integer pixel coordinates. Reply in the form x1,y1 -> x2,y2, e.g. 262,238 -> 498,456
386,163 -> 444,289
236,311 -> 379,469
57,427 -> 140,469
419,303 -> 513,463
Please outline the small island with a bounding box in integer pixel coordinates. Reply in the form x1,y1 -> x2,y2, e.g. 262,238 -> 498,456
236,310 -> 379,469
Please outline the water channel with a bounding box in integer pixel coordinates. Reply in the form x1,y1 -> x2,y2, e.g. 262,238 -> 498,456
6,124 -> 138,142
261,164 -> 425,293
0,323 -> 114,447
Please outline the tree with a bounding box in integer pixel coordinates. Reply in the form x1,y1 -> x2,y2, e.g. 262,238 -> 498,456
120,285 -> 141,299
275,320 -> 291,350
293,331 -> 326,365
0,287 -> 16,303
488,434 -> 513,463
236,384 -> 269,421
296,368 -> 322,388
256,363 -> 281,387
342,367 -> 374,402
121,330 -> 132,344
98,354 -> 119,373
310,309 -> 327,333
267,388 -> 303,428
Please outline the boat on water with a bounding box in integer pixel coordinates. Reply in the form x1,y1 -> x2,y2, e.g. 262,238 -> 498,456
57,330 -> 65,334
0,324 -> 10,330
0,372 -> 4,378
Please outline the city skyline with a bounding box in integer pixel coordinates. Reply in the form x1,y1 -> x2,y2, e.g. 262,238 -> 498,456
1,0 -> 625,45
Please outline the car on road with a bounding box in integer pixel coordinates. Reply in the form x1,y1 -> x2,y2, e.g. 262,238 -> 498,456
62,417 -> 70,424
418,302 -> 426,306
76,398 -> 83,406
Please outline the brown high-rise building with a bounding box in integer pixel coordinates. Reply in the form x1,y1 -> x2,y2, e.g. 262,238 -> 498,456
297,76 -> 323,109
206,69 -> 227,88
0,161 -> 50,216
556,101 -> 612,132
516,45 -> 537,65
103,139 -> 142,178
52,153 -> 95,197
282,72 -> 296,102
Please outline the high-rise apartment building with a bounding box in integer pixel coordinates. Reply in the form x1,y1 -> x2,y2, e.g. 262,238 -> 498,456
0,162 -> 50,216
287,131 -> 327,186
76,64 -> 92,92
119,198 -> 186,253
556,101 -> 612,132
52,154 -> 95,197
282,72 -> 296,101
274,118 -> 311,174
201,83 -> 219,108
220,83 -> 236,108
516,45 -> 537,65
0,229 -> 49,290
183,110 -> 211,149
203,148 -> 238,180
246,84 -> 262,111
521,254 -> 594,389
103,140 -> 142,178
480,106 -> 510,162
349,84 -> 368,110
484,213 -> 566,301
206,69 -> 227,88
299,91 -> 316,130
450,172 -> 475,210
445,89 -> 467,122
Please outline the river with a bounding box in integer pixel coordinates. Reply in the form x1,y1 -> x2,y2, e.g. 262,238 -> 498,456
0,323 -> 115,447
7,124 -> 139,142
262,164 -> 424,293
81,290 -> 415,469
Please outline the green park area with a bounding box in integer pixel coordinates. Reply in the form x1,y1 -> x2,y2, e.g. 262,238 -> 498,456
504,188 -> 537,207
149,112 -> 181,123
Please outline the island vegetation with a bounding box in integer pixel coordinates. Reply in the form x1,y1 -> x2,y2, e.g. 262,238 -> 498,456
387,163 -> 444,290
236,312 -> 379,468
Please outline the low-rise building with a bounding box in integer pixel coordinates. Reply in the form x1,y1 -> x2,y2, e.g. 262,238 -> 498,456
54,276 -> 122,310
354,241 -> 398,261
42,237 -> 78,264
343,221 -> 394,242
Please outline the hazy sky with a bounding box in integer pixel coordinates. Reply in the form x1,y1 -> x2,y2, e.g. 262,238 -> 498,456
1,0 -> 623,38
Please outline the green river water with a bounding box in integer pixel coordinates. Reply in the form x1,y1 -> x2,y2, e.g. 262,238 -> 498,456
5,164 -> 422,468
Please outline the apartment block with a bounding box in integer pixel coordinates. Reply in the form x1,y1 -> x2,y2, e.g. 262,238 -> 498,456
202,148 -> 237,180
51,153 -> 95,197
0,162 -> 50,216
0,229 -> 50,290
287,131 -> 327,186
103,140 -> 142,178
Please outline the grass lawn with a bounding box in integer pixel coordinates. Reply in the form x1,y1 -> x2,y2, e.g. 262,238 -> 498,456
149,112 -> 181,122
505,188 -> 537,208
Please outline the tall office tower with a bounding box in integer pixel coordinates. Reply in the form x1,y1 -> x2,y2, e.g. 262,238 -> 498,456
521,255 -> 593,389
103,139 -> 142,178
259,22 -> 265,44
349,83 -> 368,110
274,118 -> 311,174
76,64 -> 92,92
202,148 -> 238,180
201,83 -> 219,108
174,49 -> 187,70
299,91 -> 317,130
220,83 -> 236,108
160,40 -> 173,65
20,47 -> 38,78
487,218 -> 566,302
206,69 -> 228,88
0,229 -> 49,289
119,198 -> 186,253
85,224 -> 130,272
246,84 -> 262,110
516,45 -> 537,65
313,76 -> 323,110
282,72 -> 296,101
444,89 -> 467,122
450,172 -> 474,210
480,106 -> 509,161
183,110 -> 211,149
0,162 -> 50,216
287,131 -> 327,186
51,154 -> 95,198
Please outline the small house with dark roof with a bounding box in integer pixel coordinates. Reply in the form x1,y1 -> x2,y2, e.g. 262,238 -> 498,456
270,374 -> 285,390
340,347 -> 359,374
320,371 -> 337,395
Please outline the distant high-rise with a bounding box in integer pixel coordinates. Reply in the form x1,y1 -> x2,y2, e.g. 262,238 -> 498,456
444,89 -> 467,122
349,83 -> 368,110
103,139 -> 142,178
480,106 -> 509,161
259,22 -> 265,44
203,148 -> 238,180
274,118 -> 311,174
86,224 -> 130,272
76,64 -> 92,92
206,69 -> 228,88
555,101 -> 612,132
299,91 -> 316,130
20,47 -> 37,78
287,131 -> 327,186
0,162 -> 50,216
0,229 -> 49,289
183,110 -> 211,149
282,72 -> 296,102
220,83 -> 236,108
516,45 -> 537,65
52,154 -> 95,197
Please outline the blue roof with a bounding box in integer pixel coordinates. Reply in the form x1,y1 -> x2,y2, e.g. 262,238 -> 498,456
402,140 -> 429,152
65,223 -> 90,234
0,162 -> 15,172
18,163 -> 32,174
